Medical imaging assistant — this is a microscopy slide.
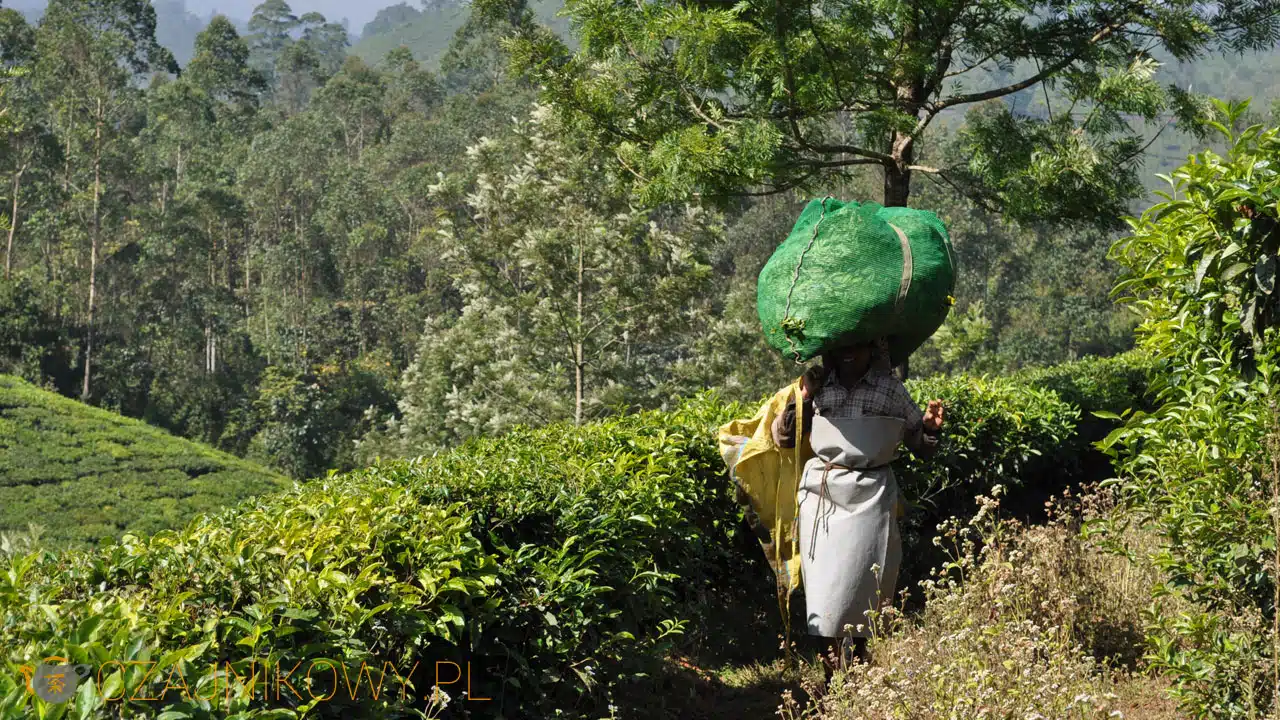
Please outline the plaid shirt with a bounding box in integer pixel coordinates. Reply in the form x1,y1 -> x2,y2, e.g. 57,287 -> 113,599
774,365 -> 939,457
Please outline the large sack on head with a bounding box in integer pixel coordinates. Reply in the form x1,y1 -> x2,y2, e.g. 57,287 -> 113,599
757,198 -> 957,366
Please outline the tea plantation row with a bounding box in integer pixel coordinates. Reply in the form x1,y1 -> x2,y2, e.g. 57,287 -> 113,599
0,353 -> 1151,719
0,376 -> 288,548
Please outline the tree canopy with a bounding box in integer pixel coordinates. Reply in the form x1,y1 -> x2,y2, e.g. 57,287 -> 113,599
503,0 -> 1280,227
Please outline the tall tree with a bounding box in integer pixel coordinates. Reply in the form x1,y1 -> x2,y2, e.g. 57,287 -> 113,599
504,0 -> 1280,226
381,47 -> 442,118
0,9 -> 54,281
297,12 -> 348,79
246,0 -> 297,87
186,15 -> 267,109
35,0 -> 177,400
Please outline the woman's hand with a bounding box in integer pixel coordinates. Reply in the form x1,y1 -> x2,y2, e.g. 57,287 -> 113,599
923,400 -> 945,432
800,365 -> 824,400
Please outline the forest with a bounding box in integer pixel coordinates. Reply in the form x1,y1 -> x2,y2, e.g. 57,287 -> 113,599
0,0 -> 1156,480
2,0 -> 1280,717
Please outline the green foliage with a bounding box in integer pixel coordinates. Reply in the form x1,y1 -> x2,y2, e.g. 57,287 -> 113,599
0,278 -> 75,391
0,375 -> 287,549
1012,352 -> 1155,417
0,0 -> 1147,479
505,0 -> 1280,222
0,397 -> 747,719
1105,102 -> 1280,717
186,14 -> 267,107
1102,340 -> 1279,718
908,175 -> 1137,377
247,360 -> 397,479
0,351 -> 1150,719
1113,99 -> 1280,365
360,105 -> 720,457
893,352 -> 1153,590
926,300 -> 992,368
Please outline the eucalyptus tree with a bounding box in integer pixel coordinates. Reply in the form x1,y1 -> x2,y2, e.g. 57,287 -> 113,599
297,12 -> 349,79
187,15 -> 268,110
247,0 -> 297,87
34,0 -> 176,400
0,9 -> 55,282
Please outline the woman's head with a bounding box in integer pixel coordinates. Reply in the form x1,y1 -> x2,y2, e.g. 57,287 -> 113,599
837,341 -> 874,366
823,337 -> 891,375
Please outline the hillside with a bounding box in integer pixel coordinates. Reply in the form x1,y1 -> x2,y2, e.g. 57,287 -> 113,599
351,0 -> 572,68
0,375 -> 288,548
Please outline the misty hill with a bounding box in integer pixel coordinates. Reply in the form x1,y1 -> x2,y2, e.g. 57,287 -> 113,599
352,0 -> 572,68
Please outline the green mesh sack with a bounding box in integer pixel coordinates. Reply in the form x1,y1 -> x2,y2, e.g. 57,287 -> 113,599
757,197 -> 957,366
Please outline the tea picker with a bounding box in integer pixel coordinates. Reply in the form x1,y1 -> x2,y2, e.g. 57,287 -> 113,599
717,197 -> 955,684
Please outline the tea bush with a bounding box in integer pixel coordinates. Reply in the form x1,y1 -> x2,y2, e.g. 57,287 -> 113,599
1012,351 -> 1154,418
0,375 -> 288,548
0,355 -> 1150,719
896,352 -> 1152,581
1105,100 -> 1280,717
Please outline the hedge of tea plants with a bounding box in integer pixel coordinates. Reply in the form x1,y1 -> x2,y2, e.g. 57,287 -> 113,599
1104,103 -> 1280,717
0,354 -> 1150,719
0,375 -> 288,548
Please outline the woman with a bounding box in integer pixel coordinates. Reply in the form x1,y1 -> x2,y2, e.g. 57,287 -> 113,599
772,337 -> 944,679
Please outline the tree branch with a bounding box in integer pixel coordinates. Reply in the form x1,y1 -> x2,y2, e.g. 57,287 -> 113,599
923,168 -> 1004,214
684,89 -> 725,131
804,0 -> 853,111
931,21 -> 1126,113
791,142 -> 896,164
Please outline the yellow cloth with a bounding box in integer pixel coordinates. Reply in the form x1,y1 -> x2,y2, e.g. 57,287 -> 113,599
716,379 -> 814,648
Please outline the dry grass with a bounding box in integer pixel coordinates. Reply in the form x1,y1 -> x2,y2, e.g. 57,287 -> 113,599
773,485 -> 1186,720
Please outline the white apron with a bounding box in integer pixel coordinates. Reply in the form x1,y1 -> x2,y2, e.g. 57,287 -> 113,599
796,415 -> 904,638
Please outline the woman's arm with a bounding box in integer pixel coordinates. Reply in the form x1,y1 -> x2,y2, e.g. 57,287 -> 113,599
904,421 -> 941,459
772,394 -> 815,448
773,366 -> 823,448
897,387 -> 944,459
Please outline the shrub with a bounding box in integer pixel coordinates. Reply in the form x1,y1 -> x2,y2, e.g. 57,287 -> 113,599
0,375 -> 288,548
247,359 -> 399,479
1104,100 -> 1280,718
0,354 -> 1151,719
894,352 -> 1152,588
0,397 -> 749,720
1012,351 -> 1154,417
1099,339 -> 1280,717
0,278 -> 76,393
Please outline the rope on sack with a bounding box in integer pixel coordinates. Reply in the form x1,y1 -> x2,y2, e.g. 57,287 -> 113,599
781,196 -> 833,365
888,223 -> 914,320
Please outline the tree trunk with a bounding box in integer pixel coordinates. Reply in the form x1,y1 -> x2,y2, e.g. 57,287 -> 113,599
62,109 -> 72,193
885,55 -> 925,377
887,131 -> 915,380
83,107 -> 103,402
574,240 -> 584,426
6,165 -> 24,280
885,122 -> 916,206
244,228 -> 251,318
883,160 -> 912,208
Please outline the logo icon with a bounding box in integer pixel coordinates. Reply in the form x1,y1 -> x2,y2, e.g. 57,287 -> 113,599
17,656 -> 93,704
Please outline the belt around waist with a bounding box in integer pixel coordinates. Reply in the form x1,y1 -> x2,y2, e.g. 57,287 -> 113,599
820,460 -> 892,473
